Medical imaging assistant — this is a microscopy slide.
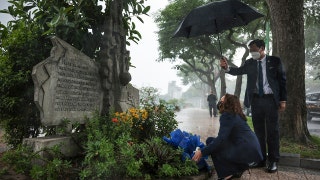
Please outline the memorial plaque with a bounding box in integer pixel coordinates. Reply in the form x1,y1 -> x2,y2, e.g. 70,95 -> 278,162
32,37 -> 103,126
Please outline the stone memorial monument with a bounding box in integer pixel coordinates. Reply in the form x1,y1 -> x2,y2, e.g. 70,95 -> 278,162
32,37 -> 103,128
23,37 -> 139,159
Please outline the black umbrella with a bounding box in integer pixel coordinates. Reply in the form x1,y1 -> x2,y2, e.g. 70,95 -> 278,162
173,0 -> 264,55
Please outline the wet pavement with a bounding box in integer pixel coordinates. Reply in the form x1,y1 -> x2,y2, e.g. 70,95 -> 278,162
308,117 -> 320,137
176,108 -> 320,180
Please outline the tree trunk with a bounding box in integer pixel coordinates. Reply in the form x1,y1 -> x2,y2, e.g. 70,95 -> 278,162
266,0 -> 310,142
99,0 -> 131,114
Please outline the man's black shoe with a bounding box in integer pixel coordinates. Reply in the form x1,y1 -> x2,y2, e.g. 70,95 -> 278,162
232,170 -> 245,178
249,161 -> 266,168
267,162 -> 278,173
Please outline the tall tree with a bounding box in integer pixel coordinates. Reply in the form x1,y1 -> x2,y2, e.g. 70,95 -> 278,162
265,0 -> 309,142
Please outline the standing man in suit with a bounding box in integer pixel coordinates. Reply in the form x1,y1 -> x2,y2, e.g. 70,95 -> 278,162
207,91 -> 218,118
220,39 -> 287,173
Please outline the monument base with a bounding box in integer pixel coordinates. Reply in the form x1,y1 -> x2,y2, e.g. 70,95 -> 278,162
23,136 -> 81,160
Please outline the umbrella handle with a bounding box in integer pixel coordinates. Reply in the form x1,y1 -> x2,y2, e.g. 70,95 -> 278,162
218,33 -> 222,57
214,19 -> 222,57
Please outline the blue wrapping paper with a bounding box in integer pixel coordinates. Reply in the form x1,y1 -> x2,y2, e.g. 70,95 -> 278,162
163,129 -> 210,171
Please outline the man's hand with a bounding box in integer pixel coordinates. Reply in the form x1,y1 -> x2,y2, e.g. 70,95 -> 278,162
279,101 -> 286,112
220,57 -> 228,70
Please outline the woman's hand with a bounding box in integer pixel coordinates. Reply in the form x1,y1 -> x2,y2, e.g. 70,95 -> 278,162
192,150 -> 202,162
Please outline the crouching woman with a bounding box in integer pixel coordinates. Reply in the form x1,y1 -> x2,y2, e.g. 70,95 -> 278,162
192,94 -> 263,180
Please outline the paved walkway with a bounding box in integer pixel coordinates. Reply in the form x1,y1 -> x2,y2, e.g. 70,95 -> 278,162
176,108 -> 320,180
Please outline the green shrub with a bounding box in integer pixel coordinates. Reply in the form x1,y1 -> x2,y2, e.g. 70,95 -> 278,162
80,104 -> 196,179
0,22 -> 50,147
0,144 -> 74,180
135,137 -> 198,178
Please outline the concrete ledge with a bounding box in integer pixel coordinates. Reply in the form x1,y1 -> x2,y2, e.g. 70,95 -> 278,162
23,136 -> 81,158
278,153 -> 320,170
301,158 -> 320,170
279,153 -> 301,167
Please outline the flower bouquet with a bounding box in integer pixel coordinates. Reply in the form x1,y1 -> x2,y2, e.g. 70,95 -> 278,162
163,129 -> 210,171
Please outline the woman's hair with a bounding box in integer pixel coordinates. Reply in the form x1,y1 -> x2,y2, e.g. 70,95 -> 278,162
220,93 -> 247,121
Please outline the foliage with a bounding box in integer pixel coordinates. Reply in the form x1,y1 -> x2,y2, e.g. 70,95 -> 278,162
139,86 -> 161,107
305,43 -> 320,81
166,98 -> 183,111
79,112 -> 135,179
304,0 -> 320,27
304,1 -> 320,81
111,100 -> 178,142
0,145 -> 34,174
0,20 -> 50,147
0,0 -> 150,58
139,87 -> 179,138
134,138 -> 198,178
113,108 -> 149,141
80,102 -> 195,179
0,144 -> 75,180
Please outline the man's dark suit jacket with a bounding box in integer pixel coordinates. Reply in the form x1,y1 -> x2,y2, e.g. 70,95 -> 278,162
227,55 -> 287,108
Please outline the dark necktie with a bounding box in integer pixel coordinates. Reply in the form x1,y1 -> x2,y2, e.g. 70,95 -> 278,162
258,61 -> 263,96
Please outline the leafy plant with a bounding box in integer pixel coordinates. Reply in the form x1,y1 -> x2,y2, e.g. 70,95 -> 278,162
139,87 -> 179,139
79,112 -> 138,179
134,137 -> 198,178
0,22 -> 49,147
80,96 -> 196,179
0,144 -> 75,180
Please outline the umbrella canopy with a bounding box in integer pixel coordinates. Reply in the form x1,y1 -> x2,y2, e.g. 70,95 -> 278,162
173,0 -> 264,54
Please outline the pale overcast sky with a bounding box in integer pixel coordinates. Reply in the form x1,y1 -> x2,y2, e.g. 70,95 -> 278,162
0,1 -> 11,25
0,0 -> 186,95
127,0 -> 187,94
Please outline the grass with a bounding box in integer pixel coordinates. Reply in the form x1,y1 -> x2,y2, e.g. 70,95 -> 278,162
246,116 -> 320,159
280,136 -> 320,159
